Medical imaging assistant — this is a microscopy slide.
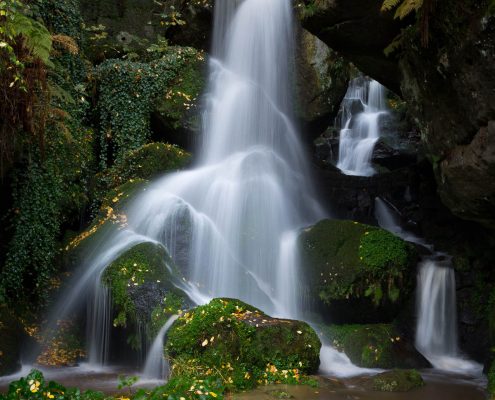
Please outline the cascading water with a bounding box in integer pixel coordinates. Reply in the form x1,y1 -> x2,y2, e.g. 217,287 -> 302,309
374,198 -> 482,375
142,315 -> 178,380
337,78 -> 388,176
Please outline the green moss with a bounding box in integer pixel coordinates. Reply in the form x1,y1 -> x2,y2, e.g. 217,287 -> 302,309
372,369 -> 424,392
166,298 -> 321,391
299,219 -> 417,307
102,242 -> 186,331
93,142 -> 190,208
324,323 -> 425,369
155,52 -> 206,131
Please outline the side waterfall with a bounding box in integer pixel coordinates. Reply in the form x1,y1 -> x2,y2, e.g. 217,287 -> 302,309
337,78 -> 388,176
142,315 -> 178,380
374,198 -> 482,375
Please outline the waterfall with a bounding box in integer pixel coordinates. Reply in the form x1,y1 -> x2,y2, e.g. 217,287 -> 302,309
337,78 -> 388,176
142,315 -> 178,380
374,198 -> 482,375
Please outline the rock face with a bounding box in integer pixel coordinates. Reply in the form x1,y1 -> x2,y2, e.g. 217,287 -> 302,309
301,0 -> 495,228
438,121 -> 495,228
295,29 -> 350,139
299,219 -> 417,323
299,0 -> 403,93
166,298 -> 321,390
324,323 -> 429,369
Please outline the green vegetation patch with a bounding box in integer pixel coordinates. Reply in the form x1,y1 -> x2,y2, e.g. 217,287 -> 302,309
93,142 -> 191,206
166,298 -> 321,391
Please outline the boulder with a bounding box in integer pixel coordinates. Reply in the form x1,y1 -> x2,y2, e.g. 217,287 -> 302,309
152,52 -> 207,148
102,242 -> 189,335
299,219 -> 417,323
94,142 -> 191,200
371,369 -> 424,392
324,323 -> 429,369
166,298 -> 321,390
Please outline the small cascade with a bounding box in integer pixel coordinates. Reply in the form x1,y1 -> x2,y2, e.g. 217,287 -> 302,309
337,78 -> 388,176
374,198 -> 482,375
416,259 -> 458,360
142,315 -> 178,380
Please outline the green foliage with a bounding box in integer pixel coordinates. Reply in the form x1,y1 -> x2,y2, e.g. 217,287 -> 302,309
0,369 -> 110,400
359,230 -> 411,273
96,47 -> 204,167
488,360 -> 495,394
382,0 -> 424,20
166,298 -> 321,392
1,0 -> 95,305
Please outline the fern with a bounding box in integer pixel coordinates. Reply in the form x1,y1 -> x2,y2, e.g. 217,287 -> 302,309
381,0 -> 402,12
11,12 -> 53,65
381,0 -> 424,19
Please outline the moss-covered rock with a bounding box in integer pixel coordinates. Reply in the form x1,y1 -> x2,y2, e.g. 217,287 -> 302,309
324,324 -> 429,369
94,142 -> 190,200
0,305 -> 21,376
299,219 -> 417,323
102,242 -> 189,336
153,51 -> 206,145
166,298 -> 321,391
371,369 -> 424,392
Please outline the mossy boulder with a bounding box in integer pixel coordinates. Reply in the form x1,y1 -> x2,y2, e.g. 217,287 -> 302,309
0,305 -> 22,376
324,324 -> 429,369
94,142 -> 190,203
102,242 -> 189,337
371,369 -> 424,392
166,298 -> 321,391
299,219 -> 417,323
153,50 -> 206,134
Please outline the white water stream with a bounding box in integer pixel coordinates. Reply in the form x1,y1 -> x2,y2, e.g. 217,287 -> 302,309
374,198 -> 482,375
337,78 -> 388,176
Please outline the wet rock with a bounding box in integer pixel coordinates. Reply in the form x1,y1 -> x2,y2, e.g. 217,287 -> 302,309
102,242 -> 189,338
299,219 -> 417,323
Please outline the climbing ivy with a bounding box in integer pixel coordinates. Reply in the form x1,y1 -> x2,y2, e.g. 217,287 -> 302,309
96,47 -> 204,167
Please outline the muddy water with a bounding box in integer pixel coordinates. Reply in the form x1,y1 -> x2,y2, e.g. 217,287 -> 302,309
0,367 -> 487,399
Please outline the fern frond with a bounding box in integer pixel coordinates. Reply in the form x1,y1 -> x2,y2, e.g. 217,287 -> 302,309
381,0 -> 402,12
11,12 -> 53,64
395,0 -> 424,19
